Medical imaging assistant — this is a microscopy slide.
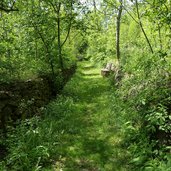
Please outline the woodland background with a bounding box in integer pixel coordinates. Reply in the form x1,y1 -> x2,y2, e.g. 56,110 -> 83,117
0,0 -> 171,170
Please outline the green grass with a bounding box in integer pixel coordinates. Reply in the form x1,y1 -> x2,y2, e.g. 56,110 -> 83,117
46,62 -> 130,170
1,61 -> 131,171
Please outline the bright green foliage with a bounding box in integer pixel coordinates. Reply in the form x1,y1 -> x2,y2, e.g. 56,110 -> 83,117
0,0 -> 171,170
0,0 -> 82,82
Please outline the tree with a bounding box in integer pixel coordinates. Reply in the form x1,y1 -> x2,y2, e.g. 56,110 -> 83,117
116,0 -> 123,63
47,0 -> 74,72
0,0 -> 80,83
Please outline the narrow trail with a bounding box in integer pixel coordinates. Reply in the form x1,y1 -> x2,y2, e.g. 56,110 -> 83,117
51,62 -> 129,171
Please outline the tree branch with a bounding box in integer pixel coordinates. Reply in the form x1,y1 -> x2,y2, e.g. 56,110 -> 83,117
122,5 -> 139,24
135,0 -> 154,54
61,0 -> 74,47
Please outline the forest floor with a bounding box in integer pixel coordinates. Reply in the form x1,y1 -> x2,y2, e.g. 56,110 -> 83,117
49,61 -> 130,171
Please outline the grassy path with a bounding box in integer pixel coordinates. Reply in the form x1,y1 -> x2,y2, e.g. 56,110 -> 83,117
49,62 -> 129,171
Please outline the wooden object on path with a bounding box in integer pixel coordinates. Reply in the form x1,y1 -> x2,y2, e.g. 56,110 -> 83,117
101,63 -> 113,77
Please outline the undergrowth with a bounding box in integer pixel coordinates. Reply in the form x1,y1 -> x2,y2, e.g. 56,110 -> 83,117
0,62 -> 130,170
1,58 -> 171,170
111,53 -> 171,170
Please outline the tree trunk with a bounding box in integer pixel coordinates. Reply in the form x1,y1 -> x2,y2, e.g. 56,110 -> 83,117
116,0 -> 123,63
57,3 -> 64,71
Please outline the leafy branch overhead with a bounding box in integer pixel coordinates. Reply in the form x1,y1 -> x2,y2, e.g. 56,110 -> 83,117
0,0 -> 19,12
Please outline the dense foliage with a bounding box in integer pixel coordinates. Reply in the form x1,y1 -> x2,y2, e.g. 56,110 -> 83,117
0,0 -> 171,170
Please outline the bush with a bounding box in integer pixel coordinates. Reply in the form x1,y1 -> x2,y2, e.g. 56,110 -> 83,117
110,53 -> 171,170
